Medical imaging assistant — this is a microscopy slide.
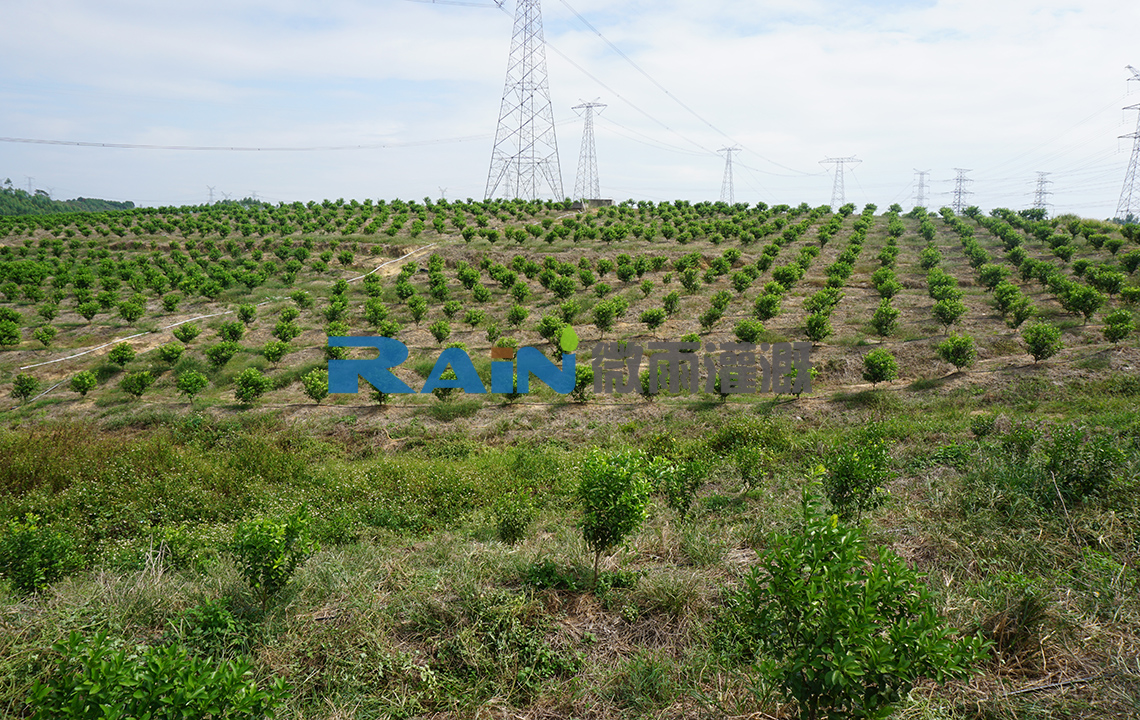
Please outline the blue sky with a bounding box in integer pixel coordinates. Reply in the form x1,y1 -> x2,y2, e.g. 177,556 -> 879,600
2,0 -> 1138,217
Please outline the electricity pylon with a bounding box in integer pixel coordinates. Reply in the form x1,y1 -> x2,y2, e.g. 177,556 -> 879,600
1031,172 -> 1052,215
1115,65 -> 1140,222
573,101 -> 605,201
719,147 -> 740,205
820,157 -> 860,209
914,169 -> 930,208
485,0 -> 564,200
951,168 -> 973,214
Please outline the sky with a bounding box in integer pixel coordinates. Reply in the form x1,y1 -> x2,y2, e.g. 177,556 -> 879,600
2,0 -> 1139,218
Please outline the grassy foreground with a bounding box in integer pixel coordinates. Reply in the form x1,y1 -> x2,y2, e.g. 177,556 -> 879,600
1,365 -> 1139,719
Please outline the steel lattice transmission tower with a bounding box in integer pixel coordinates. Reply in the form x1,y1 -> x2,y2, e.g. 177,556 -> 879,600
951,168 -> 973,214
485,0 -> 564,201
820,156 -> 860,209
1115,65 -> 1140,222
913,169 -> 930,208
719,147 -> 740,204
1031,172 -> 1053,215
573,101 -> 605,201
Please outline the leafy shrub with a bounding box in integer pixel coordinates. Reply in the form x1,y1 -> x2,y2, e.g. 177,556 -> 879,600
27,630 -> 288,719
579,449 -> 653,588
970,413 -> 996,439
301,369 -> 328,404
937,333 -> 977,371
69,370 -> 97,397
721,491 -> 989,720
869,296 -> 900,335
157,342 -> 185,364
733,319 -> 764,343
931,297 -> 967,327
1103,308 -> 1135,344
32,325 -> 57,347
218,320 -> 245,342
11,373 -> 40,403
205,341 -> 240,368
494,491 -> 534,544
233,368 -> 273,404
262,339 -> 290,365
120,370 -> 154,399
172,323 -> 201,343
572,365 -> 593,403
229,506 -> 318,607
0,513 -> 79,593
645,457 -> 705,520
236,303 -> 256,324
804,312 -> 831,341
861,348 -> 898,387
1021,321 -> 1062,363
176,371 -> 209,401
108,342 -> 136,366
824,428 -> 893,520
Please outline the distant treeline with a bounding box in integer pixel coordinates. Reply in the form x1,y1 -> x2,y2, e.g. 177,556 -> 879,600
1,181 -> 134,217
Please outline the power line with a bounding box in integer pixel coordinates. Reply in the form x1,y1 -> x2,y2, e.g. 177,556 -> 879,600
0,134 -> 492,151
552,0 -> 815,176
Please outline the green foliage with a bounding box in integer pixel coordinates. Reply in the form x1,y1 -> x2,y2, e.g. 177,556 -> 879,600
506,303 -> 529,328
869,298 -> 899,337
723,491 -> 988,720
119,370 -> 154,399
733,319 -> 765,343
233,367 -> 273,404
156,342 -> 185,364
205,341 -> 240,368
804,313 -> 831,342
172,323 -> 201,344
1103,308 -> 1135,344
301,369 -> 329,404
824,428 -> 893,520
176,370 -> 209,400
28,630 -> 288,719
931,297 -> 967,327
108,342 -> 136,366
578,449 -> 653,588
0,513 -> 78,593
429,319 -> 451,344
592,301 -> 616,336
407,295 -> 428,324
753,293 -> 781,321
572,365 -> 594,404
262,339 -> 290,365
645,457 -> 705,520
494,491 -> 534,544
32,324 -> 57,346
1021,321 -> 1063,363
230,505 -> 318,605
861,348 -> 898,387
431,369 -> 459,402
640,307 -> 667,333
236,303 -> 257,324
937,333 -> 976,371
117,301 -> 145,323
12,373 -> 40,402
69,370 -> 97,397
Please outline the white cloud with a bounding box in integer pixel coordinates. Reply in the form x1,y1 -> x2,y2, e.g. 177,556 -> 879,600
1,0 -> 1138,214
